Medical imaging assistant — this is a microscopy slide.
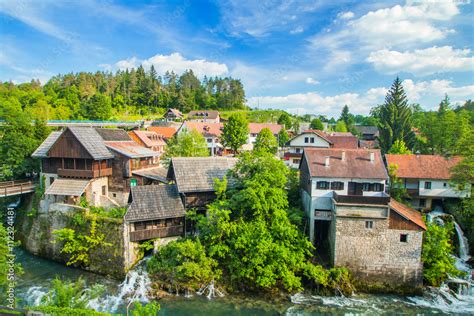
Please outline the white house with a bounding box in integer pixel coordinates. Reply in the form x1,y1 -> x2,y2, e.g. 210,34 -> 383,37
385,154 -> 471,210
284,130 -> 332,168
177,121 -> 223,156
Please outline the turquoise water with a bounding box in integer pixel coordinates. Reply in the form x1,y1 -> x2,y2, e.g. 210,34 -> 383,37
15,248 -> 474,315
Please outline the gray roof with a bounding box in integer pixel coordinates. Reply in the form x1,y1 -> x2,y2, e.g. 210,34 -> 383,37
45,178 -> 90,196
95,128 -> 132,141
105,141 -> 161,158
125,185 -> 185,222
68,127 -> 114,159
170,157 -> 238,193
354,125 -> 379,135
132,167 -> 169,183
32,131 -> 63,158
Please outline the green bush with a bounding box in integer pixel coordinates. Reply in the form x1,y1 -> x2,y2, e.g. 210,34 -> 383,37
29,305 -> 108,316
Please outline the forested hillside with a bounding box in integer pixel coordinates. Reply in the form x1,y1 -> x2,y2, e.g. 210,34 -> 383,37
0,66 -> 246,121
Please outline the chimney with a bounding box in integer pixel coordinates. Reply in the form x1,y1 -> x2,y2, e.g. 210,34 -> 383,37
341,151 -> 346,161
325,156 -> 330,167
370,152 -> 375,163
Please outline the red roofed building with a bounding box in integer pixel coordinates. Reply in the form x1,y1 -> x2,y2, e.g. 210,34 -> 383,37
385,154 -> 470,210
147,126 -> 177,140
129,130 -> 166,153
300,148 -> 425,286
177,121 -> 224,156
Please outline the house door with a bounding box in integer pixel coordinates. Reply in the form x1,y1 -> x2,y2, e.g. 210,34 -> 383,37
348,182 -> 363,195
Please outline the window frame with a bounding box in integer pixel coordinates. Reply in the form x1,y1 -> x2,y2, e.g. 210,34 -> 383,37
330,181 -> 344,191
365,220 -> 374,229
400,234 -> 408,243
316,181 -> 330,190
424,181 -> 432,189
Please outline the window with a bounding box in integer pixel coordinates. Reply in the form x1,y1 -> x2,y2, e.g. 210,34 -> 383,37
443,182 -> 447,187
365,221 -> 374,229
102,185 -> 106,195
424,182 -> 432,189
362,183 -> 370,191
130,179 -> 138,187
295,148 -> 301,153
316,181 -> 330,190
207,138 -> 212,143
310,137 -> 315,143
400,234 -> 408,242
331,181 -> 344,190
293,159 -> 301,164
304,137 -> 309,143
50,177 -> 55,185
373,183 -> 384,192
112,193 -> 117,198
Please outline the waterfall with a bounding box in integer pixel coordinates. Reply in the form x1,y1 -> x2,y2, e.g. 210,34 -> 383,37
453,221 -> 470,262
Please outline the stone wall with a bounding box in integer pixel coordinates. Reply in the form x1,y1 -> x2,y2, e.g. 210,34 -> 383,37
331,215 -> 423,286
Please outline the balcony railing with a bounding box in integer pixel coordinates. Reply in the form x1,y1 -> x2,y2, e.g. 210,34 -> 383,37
57,168 -> 113,178
333,192 -> 390,205
129,225 -> 183,242
406,188 -> 420,196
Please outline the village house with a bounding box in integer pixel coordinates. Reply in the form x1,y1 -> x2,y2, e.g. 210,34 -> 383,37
177,121 -> 224,156
147,126 -> 177,141
167,157 -> 237,212
354,125 -> 380,149
32,127 -> 161,209
300,148 -> 426,286
284,130 -> 359,168
188,110 -> 220,123
163,108 -> 183,122
247,123 -> 283,145
128,130 -> 166,153
385,154 -> 471,210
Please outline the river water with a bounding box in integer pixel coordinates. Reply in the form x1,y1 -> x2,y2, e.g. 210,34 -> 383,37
14,245 -> 474,316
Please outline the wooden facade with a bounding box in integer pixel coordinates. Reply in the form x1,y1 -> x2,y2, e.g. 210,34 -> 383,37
183,192 -> 216,210
389,211 -> 423,231
48,129 -> 92,159
130,218 -> 184,242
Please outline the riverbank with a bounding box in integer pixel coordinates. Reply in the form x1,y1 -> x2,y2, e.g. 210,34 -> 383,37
14,248 -> 474,315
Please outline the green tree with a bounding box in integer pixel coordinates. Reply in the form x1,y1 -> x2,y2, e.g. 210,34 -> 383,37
277,112 -> 292,129
387,163 -> 409,203
130,302 -> 160,316
253,128 -> 278,154
82,94 -> 112,120
164,129 -> 209,158
221,113 -> 249,153
310,118 -> 324,130
438,94 -> 450,114
388,139 -> 412,154
376,77 -> 415,153
339,105 -> 354,127
422,221 -> 462,287
277,128 -> 290,148
335,120 -> 347,132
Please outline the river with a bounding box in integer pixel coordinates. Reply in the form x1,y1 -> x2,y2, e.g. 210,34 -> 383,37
14,246 -> 474,316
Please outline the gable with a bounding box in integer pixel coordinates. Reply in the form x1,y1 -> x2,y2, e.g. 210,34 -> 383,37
290,133 -> 331,147
48,128 -> 93,159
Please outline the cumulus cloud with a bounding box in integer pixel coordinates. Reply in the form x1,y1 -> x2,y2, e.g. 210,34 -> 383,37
306,77 -> 320,85
367,46 -> 474,76
247,79 -> 473,116
106,53 -> 229,77
337,11 -> 354,20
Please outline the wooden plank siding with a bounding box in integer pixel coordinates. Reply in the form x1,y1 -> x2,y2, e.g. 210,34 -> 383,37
47,128 -> 92,159
389,211 -> 422,231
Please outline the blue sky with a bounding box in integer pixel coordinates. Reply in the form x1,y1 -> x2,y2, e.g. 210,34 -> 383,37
0,0 -> 473,117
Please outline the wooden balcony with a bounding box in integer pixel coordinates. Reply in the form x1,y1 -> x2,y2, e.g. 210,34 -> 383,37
57,168 -> 113,179
129,225 -> 183,242
333,192 -> 390,205
406,188 -> 420,197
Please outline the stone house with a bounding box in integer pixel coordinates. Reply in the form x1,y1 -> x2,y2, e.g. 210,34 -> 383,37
385,154 -> 471,210
300,148 -> 426,286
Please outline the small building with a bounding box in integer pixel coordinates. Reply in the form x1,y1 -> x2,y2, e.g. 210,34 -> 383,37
385,154 -> 471,210
164,108 -> 183,122
124,185 -> 185,242
300,148 -> 426,286
168,157 -> 237,211
248,123 -> 283,145
128,130 -> 166,153
354,126 -> 379,141
188,110 -> 220,123
177,121 -> 224,156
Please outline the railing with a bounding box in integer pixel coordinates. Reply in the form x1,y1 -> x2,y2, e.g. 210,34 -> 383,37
406,188 -> 420,196
0,179 -> 36,197
57,168 -> 113,178
333,192 -> 390,205
130,225 -> 183,242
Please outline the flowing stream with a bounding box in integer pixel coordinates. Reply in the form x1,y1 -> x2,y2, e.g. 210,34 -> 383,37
13,208 -> 474,315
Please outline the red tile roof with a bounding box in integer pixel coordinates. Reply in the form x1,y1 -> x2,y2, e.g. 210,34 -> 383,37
385,154 -> 462,180
304,130 -> 359,149
389,199 -> 427,231
248,123 -> 283,135
182,122 -> 223,137
129,130 -> 166,147
148,126 -> 177,139
303,148 -> 388,180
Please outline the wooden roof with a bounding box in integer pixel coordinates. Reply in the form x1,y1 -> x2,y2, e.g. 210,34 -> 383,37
385,154 -> 462,180
95,128 -> 131,141
132,167 -> 169,183
147,126 -> 177,139
45,178 -> 90,196
389,199 -> 427,231
105,141 -> 161,158
68,127 -> 114,159
170,157 -> 238,193
32,131 -> 62,158
125,185 -> 185,222
302,148 -> 388,180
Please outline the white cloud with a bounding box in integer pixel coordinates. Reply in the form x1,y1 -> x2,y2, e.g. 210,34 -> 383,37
306,77 -> 320,85
108,53 -> 229,77
247,79 -> 474,116
337,11 -> 354,20
290,26 -> 304,34
367,46 -> 474,76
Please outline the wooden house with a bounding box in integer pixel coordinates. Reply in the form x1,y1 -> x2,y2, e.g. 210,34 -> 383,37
128,130 -> 166,153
